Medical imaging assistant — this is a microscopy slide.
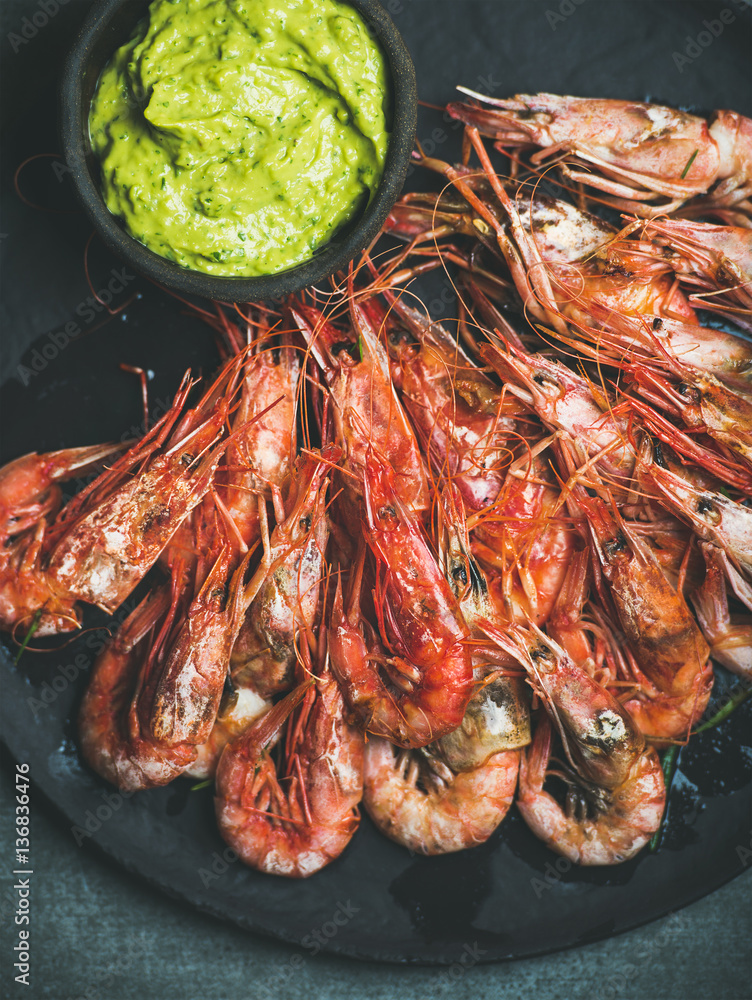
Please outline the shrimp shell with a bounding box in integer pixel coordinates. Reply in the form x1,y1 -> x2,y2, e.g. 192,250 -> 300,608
364,737 -> 518,855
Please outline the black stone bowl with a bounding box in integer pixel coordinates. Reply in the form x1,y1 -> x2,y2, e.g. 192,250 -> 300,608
60,0 -> 416,302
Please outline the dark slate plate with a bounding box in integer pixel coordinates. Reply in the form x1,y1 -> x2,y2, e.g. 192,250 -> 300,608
1,0 -> 751,965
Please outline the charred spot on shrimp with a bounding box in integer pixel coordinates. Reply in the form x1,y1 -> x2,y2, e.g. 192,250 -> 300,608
582,710 -> 628,753
140,501 -> 170,535
468,558 -> 488,595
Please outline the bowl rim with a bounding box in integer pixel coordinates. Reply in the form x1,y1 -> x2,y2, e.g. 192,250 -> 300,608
59,0 -> 416,303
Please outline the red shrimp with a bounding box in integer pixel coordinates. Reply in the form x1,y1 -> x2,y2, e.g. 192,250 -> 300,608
78,586 -> 198,792
478,340 -> 636,486
46,355 -> 247,614
546,547 -> 601,673
448,93 -> 752,216
692,542 -> 752,680
231,448 -> 334,698
290,298 -> 428,514
328,452 -> 474,748
215,633 -> 364,878
364,293 -> 524,511
145,505 -> 253,747
628,362 -> 752,467
639,440 -> 752,589
363,737 -> 519,855
580,491 -> 713,742
427,484 -> 530,772
512,191 -> 699,323
643,217 -> 752,322
589,311 -> 752,389
518,713 -> 664,865
217,327 -> 300,550
0,443 -> 122,636
482,623 -> 664,864
472,451 -> 575,628
453,128 -> 752,388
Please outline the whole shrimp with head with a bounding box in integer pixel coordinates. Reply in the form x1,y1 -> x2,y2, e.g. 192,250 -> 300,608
485,623 -> 665,865
433,482 -> 531,772
471,445 -> 575,629
418,131 -> 752,390
363,735 -> 519,855
45,354 -> 247,615
641,217 -> 752,328
79,585 -> 199,792
329,451 -> 474,748
230,447 -> 335,698
143,501 -> 254,749
215,313 -> 301,550
291,297 -> 428,516
478,339 -> 636,489
364,291 -> 523,513
574,482 -> 713,743
215,629 -> 364,878
0,443 -> 123,637
447,92 -> 752,218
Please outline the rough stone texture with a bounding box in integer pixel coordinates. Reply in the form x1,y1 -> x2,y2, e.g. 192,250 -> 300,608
1,762 -> 750,1000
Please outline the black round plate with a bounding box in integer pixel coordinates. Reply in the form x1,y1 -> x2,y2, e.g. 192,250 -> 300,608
1,0 -> 750,966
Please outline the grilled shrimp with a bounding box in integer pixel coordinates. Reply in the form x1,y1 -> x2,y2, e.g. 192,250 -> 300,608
215,632 -> 364,878
508,195 -> 751,383
579,490 -> 713,741
643,217 -> 752,321
329,452 -> 473,748
145,506 -> 253,747
478,340 -> 636,486
518,713 -> 664,865
46,355 -> 246,614
78,586 -> 198,792
0,443 -> 122,636
448,92 -> 752,216
366,293 -> 522,511
473,451 -> 575,627
231,448 -> 334,697
292,298 -> 428,514
485,625 -> 664,864
630,362 -> 752,469
639,441 -> 752,588
218,326 -> 300,549
422,134 -> 751,389
433,483 -> 530,771
363,737 -> 519,855
691,543 -> 752,680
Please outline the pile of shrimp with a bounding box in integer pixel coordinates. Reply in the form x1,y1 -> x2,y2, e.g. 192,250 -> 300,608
2,92 -> 750,875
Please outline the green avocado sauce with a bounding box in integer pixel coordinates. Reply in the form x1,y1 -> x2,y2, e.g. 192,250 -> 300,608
89,0 -> 390,276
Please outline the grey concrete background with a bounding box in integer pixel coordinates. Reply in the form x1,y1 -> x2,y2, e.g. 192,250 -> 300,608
1,761 -> 750,1000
